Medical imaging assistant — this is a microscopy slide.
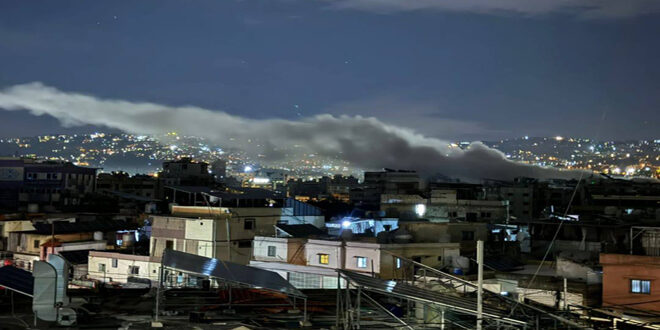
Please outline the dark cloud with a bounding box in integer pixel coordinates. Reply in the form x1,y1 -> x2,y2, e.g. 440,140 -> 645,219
323,0 -> 660,18
0,82 -> 586,181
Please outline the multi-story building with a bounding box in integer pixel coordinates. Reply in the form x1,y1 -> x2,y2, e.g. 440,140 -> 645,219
351,169 -> 420,209
251,235 -> 460,288
601,227 -> 660,313
158,157 -> 213,190
5,217 -> 134,270
601,253 -> 660,312
0,157 -> 97,212
97,172 -> 158,200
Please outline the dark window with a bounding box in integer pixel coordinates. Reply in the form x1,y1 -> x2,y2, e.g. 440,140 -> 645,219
461,231 -> 475,241
129,266 -> 140,275
165,240 -> 174,250
268,246 -> 276,257
238,241 -> 252,248
631,279 -> 651,294
33,240 -> 40,249
112,259 -> 118,268
244,219 -> 255,230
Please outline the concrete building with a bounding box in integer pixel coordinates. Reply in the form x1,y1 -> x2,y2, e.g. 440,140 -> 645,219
351,169 -> 420,209
251,235 -> 460,287
379,189 -> 508,223
88,251 -> 160,284
158,157 -> 213,190
6,217 -> 134,270
601,253 -> 660,312
97,172 -> 158,200
0,157 -> 97,212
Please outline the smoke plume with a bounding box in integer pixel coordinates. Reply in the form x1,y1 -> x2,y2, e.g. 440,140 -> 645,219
0,82 -> 585,181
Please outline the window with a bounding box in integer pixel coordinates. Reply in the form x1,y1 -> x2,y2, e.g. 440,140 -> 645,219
356,256 -> 368,268
129,266 -> 140,275
461,231 -> 475,241
244,219 -> 255,230
165,240 -> 174,250
33,240 -> 40,249
112,259 -> 118,268
631,279 -> 651,294
267,246 -> 277,257
319,254 -> 329,265
238,240 -> 252,248
396,258 -> 402,269
98,263 -> 106,272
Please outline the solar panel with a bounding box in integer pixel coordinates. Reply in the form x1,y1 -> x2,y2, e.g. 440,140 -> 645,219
339,269 -> 524,323
161,249 -> 305,298
0,266 -> 34,296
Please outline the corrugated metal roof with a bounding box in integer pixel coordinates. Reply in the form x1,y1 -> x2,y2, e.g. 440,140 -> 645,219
0,266 -> 34,296
339,269 -> 526,325
161,249 -> 305,298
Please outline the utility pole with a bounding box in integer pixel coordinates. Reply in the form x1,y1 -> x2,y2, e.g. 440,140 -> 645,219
477,240 -> 484,330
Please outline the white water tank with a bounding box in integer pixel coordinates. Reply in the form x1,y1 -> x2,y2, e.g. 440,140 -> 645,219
93,231 -> 104,241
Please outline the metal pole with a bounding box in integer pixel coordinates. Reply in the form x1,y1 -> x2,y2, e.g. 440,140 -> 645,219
303,298 -> 307,324
356,286 -> 361,329
630,227 -> 633,255
336,272 -> 341,329
477,240 -> 484,330
155,266 -> 164,322
563,277 -> 568,310
225,215 -> 231,261
441,308 -> 445,330
51,221 -> 55,256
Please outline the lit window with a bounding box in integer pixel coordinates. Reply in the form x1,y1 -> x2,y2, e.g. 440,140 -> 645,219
631,279 -> 651,294
356,257 -> 368,268
319,254 -> 329,265
396,258 -> 402,269
267,246 -> 277,257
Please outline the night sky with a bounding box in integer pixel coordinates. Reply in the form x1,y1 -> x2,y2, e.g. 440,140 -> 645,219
1,0 -> 658,140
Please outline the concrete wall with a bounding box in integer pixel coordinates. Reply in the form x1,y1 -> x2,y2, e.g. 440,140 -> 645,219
88,251 -> 160,283
305,239 -> 343,269
601,253 -> 660,312
380,243 -> 460,279
253,236 -> 290,262
345,242 -> 381,274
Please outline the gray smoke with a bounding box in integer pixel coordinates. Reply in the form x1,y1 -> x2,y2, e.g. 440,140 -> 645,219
0,82 -> 585,181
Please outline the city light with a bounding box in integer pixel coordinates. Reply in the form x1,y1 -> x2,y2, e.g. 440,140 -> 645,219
415,203 -> 426,217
